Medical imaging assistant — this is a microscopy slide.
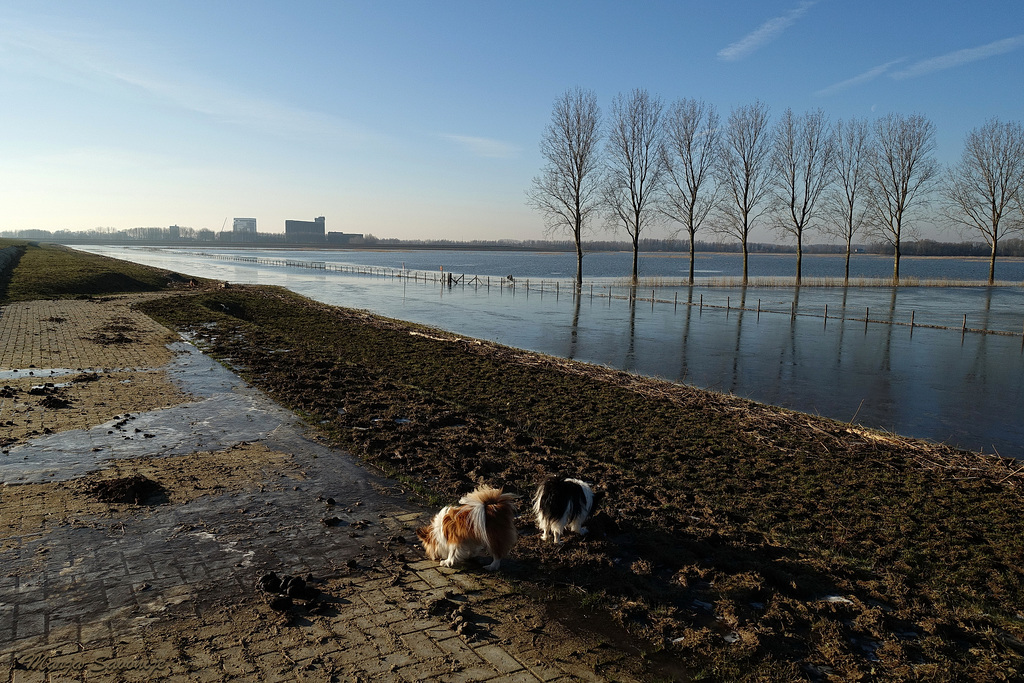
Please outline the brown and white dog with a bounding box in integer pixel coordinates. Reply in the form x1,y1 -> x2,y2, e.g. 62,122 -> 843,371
417,485 -> 518,571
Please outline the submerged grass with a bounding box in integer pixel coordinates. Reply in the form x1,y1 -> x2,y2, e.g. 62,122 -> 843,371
627,274 -> 1024,288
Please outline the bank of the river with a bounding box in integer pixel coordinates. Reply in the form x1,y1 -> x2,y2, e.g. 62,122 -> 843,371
4,242 -> 1024,680
70,243 -> 1024,458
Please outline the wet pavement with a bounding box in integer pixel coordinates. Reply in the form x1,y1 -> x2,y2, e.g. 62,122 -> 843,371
0,342 -> 298,485
0,297 -> 631,682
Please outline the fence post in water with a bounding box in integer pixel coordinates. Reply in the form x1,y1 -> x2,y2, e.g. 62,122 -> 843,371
824,304 -> 827,329
962,314 -> 967,337
652,289 -> 655,311
757,299 -> 761,321
700,294 -> 703,313
910,310 -> 915,331
674,292 -> 678,311
865,307 -> 869,332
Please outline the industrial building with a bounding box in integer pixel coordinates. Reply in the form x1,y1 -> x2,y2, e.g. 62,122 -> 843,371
285,216 -> 326,242
233,218 -> 257,234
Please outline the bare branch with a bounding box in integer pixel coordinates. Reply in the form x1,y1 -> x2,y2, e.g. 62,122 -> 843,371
769,108 -> 835,282
604,88 -> 666,282
526,88 -> 603,284
865,113 -> 940,281
661,98 -> 721,284
716,100 -> 774,282
823,117 -> 872,283
940,118 -> 1024,282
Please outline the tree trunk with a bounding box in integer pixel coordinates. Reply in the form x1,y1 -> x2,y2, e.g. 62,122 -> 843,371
989,241 -> 997,284
795,242 -> 803,285
575,236 -> 584,286
844,240 -> 852,285
631,234 -> 640,283
688,235 -> 695,285
742,240 -> 749,285
892,241 -> 901,283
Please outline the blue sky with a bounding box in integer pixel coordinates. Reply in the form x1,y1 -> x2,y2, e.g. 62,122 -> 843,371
1,1 -> 1021,242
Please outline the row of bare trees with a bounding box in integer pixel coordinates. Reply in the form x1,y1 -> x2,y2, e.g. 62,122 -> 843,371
527,87 -> 1024,285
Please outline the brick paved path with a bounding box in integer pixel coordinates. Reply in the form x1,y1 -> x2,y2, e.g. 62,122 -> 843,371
0,298 -> 639,682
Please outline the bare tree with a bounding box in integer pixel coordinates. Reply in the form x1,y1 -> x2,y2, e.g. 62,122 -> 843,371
604,88 -> 666,283
865,113 -> 940,283
661,98 -> 721,285
825,117 -> 872,283
717,100 -> 774,284
770,108 -> 835,284
526,87 -> 603,285
941,118 -> 1024,284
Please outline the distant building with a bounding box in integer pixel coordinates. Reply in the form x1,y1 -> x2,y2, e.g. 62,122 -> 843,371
168,225 -> 181,240
285,216 -> 326,243
327,231 -> 364,245
233,218 -> 257,234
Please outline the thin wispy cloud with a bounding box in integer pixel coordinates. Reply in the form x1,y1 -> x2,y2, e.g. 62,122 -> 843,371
443,135 -> 520,159
0,20 -> 383,149
106,66 -> 382,148
717,1 -> 816,62
815,59 -> 905,97
891,33 -> 1024,80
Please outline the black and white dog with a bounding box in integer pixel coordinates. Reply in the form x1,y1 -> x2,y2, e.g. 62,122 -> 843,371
532,477 -> 596,543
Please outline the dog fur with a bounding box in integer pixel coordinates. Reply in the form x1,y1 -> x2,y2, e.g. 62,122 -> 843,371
532,477 -> 595,543
416,485 -> 518,571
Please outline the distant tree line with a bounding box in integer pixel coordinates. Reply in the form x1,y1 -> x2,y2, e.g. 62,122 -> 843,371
13,225 -> 1024,261
527,88 -> 1024,285
0,226 -> 367,246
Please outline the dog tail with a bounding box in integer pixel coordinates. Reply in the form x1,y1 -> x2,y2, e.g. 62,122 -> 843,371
461,486 -> 518,559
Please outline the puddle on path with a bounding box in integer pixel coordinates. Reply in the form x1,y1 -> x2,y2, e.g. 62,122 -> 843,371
1,342 -> 298,484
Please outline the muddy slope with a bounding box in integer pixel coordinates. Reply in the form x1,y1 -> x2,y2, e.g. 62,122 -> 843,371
139,286 -> 1024,681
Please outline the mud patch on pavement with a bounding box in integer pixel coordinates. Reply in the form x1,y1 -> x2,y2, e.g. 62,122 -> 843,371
87,475 -> 167,505
0,443 -> 299,549
0,370 -> 192,449
0,296 -> 181,370
85,315 -> 142,345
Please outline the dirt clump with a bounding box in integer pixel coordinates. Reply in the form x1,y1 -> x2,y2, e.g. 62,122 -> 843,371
86,474 -> 167,505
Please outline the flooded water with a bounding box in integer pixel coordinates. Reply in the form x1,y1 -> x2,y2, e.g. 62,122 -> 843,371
75,246 -> 1024,458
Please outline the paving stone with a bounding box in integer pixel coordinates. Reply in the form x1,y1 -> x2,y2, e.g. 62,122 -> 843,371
0,296 -> 626,683
438,666 -> 509,683
476,642 -> 527,674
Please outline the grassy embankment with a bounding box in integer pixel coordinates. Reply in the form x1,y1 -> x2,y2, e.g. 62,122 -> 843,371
5,242 -> 1024,680
0,240 -> 205,304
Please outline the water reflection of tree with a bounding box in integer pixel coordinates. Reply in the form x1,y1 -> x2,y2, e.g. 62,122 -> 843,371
625,285 -> 638,370
778,287 -> 801,389
729,287 -> 749,393
568,284 -> 582,360
677,288 -> 695,383
878,288 -> 896,373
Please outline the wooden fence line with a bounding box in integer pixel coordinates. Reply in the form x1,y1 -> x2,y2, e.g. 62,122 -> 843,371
197,252 -> 1024,341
